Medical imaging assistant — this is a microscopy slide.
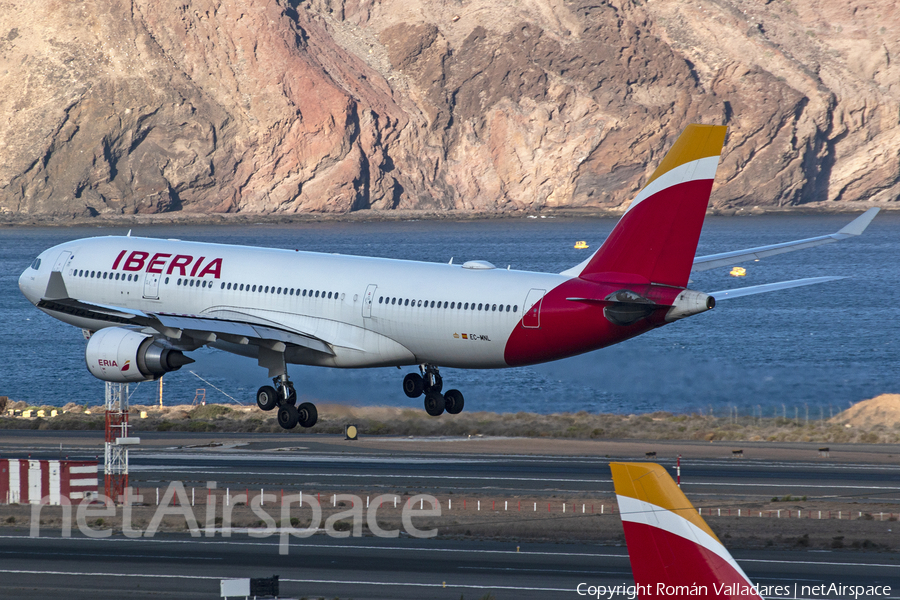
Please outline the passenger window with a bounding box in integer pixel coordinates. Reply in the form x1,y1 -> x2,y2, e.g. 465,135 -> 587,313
328,292 -> 333,299
513,305 -> 518,312
165,277 -> 170,284
315,291 -> 319,298
379,296 -> 383,304
492,304 -> 497,311
391,298 -> 396,305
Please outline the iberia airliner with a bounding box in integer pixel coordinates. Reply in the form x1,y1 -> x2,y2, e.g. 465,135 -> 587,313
18,125 -> 878,429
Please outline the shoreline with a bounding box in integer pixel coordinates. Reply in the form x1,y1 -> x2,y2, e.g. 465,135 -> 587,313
2,402 -> 897,445
0,202 -> 893,228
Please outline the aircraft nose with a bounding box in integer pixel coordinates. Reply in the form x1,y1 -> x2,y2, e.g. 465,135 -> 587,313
18,264 -> 41,305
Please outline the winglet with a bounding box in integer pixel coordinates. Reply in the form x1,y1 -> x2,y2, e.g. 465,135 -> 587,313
611,462 -> 763,599
836,207 -> 879,237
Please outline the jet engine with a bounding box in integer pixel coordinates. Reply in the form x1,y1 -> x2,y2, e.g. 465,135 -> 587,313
84,327 -> 194,383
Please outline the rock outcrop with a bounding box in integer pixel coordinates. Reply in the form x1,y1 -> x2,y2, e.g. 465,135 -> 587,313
0,0 -> 897,218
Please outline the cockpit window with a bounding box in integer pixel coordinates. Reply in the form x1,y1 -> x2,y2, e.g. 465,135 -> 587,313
29,258 -> 41,270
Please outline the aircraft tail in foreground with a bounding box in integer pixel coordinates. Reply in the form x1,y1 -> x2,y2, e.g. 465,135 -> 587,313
611,462 -> 763,600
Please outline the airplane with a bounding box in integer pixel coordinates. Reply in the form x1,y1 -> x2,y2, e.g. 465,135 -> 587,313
18,124 -> 879,430
610,462 -> 764,599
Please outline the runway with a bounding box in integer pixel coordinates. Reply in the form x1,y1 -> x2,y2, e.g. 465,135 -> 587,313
1,531 -> 898,599
5,431 -> 900,503
3,432 -> 900,599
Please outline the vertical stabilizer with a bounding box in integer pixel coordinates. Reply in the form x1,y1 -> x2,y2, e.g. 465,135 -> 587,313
571,125 -> 727,287
611,462 -> 763,600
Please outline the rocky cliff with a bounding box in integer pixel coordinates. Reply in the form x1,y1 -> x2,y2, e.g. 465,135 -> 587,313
0,0 -> 897,218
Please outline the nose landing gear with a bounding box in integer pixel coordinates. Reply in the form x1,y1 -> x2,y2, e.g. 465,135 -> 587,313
257,373 -> 317,429
404,364 -> 464,416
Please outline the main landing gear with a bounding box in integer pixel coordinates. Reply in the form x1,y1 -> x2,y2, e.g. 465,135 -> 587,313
403,365 -> 464,417
256,373 -> 317,430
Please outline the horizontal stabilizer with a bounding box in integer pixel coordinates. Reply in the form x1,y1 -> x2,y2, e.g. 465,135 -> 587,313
692,208 -> 879,272
710,276 -> 846,300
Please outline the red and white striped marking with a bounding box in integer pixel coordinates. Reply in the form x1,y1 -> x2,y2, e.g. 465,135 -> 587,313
0,459 -> 98,505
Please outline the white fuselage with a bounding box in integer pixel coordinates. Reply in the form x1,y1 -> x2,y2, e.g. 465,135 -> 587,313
19,236 -> 569,369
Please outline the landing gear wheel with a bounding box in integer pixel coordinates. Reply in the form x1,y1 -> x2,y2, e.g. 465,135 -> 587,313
403,373 -> 424,398
424,392 -> 445,416
424,374 -> 443,394
298,402 -> 318,428
257,386 -> 278,411
443,389 -> 464,415
277,404 -> 299,429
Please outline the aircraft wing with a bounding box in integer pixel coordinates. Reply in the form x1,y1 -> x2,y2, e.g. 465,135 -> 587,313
37,272 -> 334,356
691,207 -> 879,272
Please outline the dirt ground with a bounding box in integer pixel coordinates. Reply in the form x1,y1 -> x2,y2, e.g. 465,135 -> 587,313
2,488 -> 897,551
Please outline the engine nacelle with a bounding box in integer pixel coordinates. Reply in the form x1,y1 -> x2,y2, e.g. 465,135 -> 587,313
665,289 -> 716,322
85,327 -> 194,383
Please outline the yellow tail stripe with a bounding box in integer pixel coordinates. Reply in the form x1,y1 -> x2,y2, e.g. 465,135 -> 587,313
645,124 -> 727,187
610,462 -> 719,543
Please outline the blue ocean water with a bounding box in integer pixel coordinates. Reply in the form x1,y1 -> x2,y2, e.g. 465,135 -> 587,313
1,214 -> 897,417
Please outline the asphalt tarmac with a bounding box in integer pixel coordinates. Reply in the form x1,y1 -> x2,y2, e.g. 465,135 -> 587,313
2,431 -> 900,599
1,530 -> 898,599
3,431 -> 899,504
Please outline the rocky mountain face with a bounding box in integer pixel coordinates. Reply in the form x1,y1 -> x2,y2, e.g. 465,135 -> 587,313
0,0 -> 897,218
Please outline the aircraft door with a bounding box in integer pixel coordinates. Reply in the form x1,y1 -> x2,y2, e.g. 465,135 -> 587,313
53,251 -> 72,272
362,284 -> 377,318
522,288 -> 546,329
143,272 -> 161,300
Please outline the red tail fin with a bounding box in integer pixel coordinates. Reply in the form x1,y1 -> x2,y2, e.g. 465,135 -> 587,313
576,125 -> 727,287
611,463 -> 763,600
